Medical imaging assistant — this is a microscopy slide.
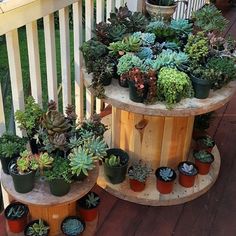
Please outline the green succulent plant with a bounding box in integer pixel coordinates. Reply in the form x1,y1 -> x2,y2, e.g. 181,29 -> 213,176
38,152 -> 54,175
85,192 -> 100,208
15,96 -> 43,137
136,47 -> 153,59
170,19 -> 193,34
108,24 -> 127,42
0,133 -> 27,159
194,150 -> 214,163
80,39 -> 108,73
148,0 -> 175,6
7,204 -> 26,219
157,67 -> 193,108
198,135 -> 215,147
128,160 -> 152,183
16,150 -> 39,174
44,156 -> 73,183
26,219 -> 50,236
84,136 -> 108,160
192,4 -> 228,33
207,57 -> 236,89
180,162 -> 197,175
69,147 -> 95,176
152,49 -> 188,70
184,32 -> 209,63
62,218 -> 84,236
159,167 -> 174,181
105,154 -> 121,167
41,110 -> 71,136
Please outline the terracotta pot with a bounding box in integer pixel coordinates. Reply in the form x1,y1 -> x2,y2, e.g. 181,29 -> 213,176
145,1 -> 177,21
4,202 -> 29,233
129,179 -> 145,192
194,152 -> 214,175
78,207 -> 98,222
178,162 -> 198,188
155,167 -> 177,194
78,192 -> 100,222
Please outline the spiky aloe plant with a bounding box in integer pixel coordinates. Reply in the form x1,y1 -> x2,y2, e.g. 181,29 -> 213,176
69,147 -> 95,176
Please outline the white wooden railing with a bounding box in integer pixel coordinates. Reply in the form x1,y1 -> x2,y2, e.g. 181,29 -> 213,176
0,0 -> 206,137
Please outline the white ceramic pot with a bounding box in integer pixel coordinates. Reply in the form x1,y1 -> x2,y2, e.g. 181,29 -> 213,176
145,1 -> 177,20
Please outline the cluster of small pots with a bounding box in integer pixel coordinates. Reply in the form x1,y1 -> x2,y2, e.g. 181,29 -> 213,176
4,191 -> 100,235
103,141 -> 215,194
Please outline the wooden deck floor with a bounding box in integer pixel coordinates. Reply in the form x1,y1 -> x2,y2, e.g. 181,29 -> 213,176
1,6 -> 236,236
93,7 -> 236,236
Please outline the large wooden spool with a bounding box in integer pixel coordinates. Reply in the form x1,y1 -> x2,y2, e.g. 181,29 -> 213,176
112,108 -> 194,169
1,166 -> 99,236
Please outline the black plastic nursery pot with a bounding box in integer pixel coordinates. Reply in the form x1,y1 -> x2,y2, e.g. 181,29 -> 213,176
49,179 -> 71,196
4,202 -> 29,233
104,148 -> 129,184
155,167 -> 177,194
9,163 -> 36,193
191,75 -> 211,99
0,155 -> 17,175
24,219 -> 50,236
61,216 -> 85,236
128,81 -> 147,103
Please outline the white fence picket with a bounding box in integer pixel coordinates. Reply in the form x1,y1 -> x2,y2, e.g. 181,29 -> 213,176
0,84 -> 6,135
96,0 -> 105,23
6,29 -> 24,136
26,21 -> 42,107
85,0 -> 95,117
43,14 -> 58,105
106,0 -> 115,21
59,7 -> 72,113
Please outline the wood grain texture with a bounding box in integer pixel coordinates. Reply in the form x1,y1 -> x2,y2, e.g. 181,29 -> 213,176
97,146 -> 221,206
1,165 -> 99,206
112,108 -> 194,169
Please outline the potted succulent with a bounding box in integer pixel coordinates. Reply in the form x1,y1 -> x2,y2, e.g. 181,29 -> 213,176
103,148 -> 129,184
37,152 -> 54,176
128,160 -> 152,192
15,96 -> 43,154
44,156 -> 73,196
0,133 -> 27,174
145,0 -> 179,20
77,192 -> 100,222
155,167 -> 176,194
4,202 -> 29,233
61,216 -> 85,236
193,112 -> 214,140
196,135 -> 215,152
193,150 -> 214,175
157,67 -> 193,108
24,219 -> 50,236
9,150 -> 39,193
69,146 -> 96,179
178,161 -> 198,188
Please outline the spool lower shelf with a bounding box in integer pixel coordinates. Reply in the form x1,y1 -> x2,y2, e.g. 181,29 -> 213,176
97,146 -> 220,206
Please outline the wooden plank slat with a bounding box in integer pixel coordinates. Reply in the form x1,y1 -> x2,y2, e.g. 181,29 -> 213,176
43,14 -> 58,105
59,7 -> 71,113
0,0 -> 36,13
26,21 -> 42,107
0,84 -> 6,135
0,0 -> 81,36
73,1 -> 84,121
6,29 -> 24,136
96,0 -> 105,23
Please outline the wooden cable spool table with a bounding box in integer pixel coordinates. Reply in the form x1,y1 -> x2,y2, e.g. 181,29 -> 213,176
1,166 -> 99,236
85,71 -> 236,206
